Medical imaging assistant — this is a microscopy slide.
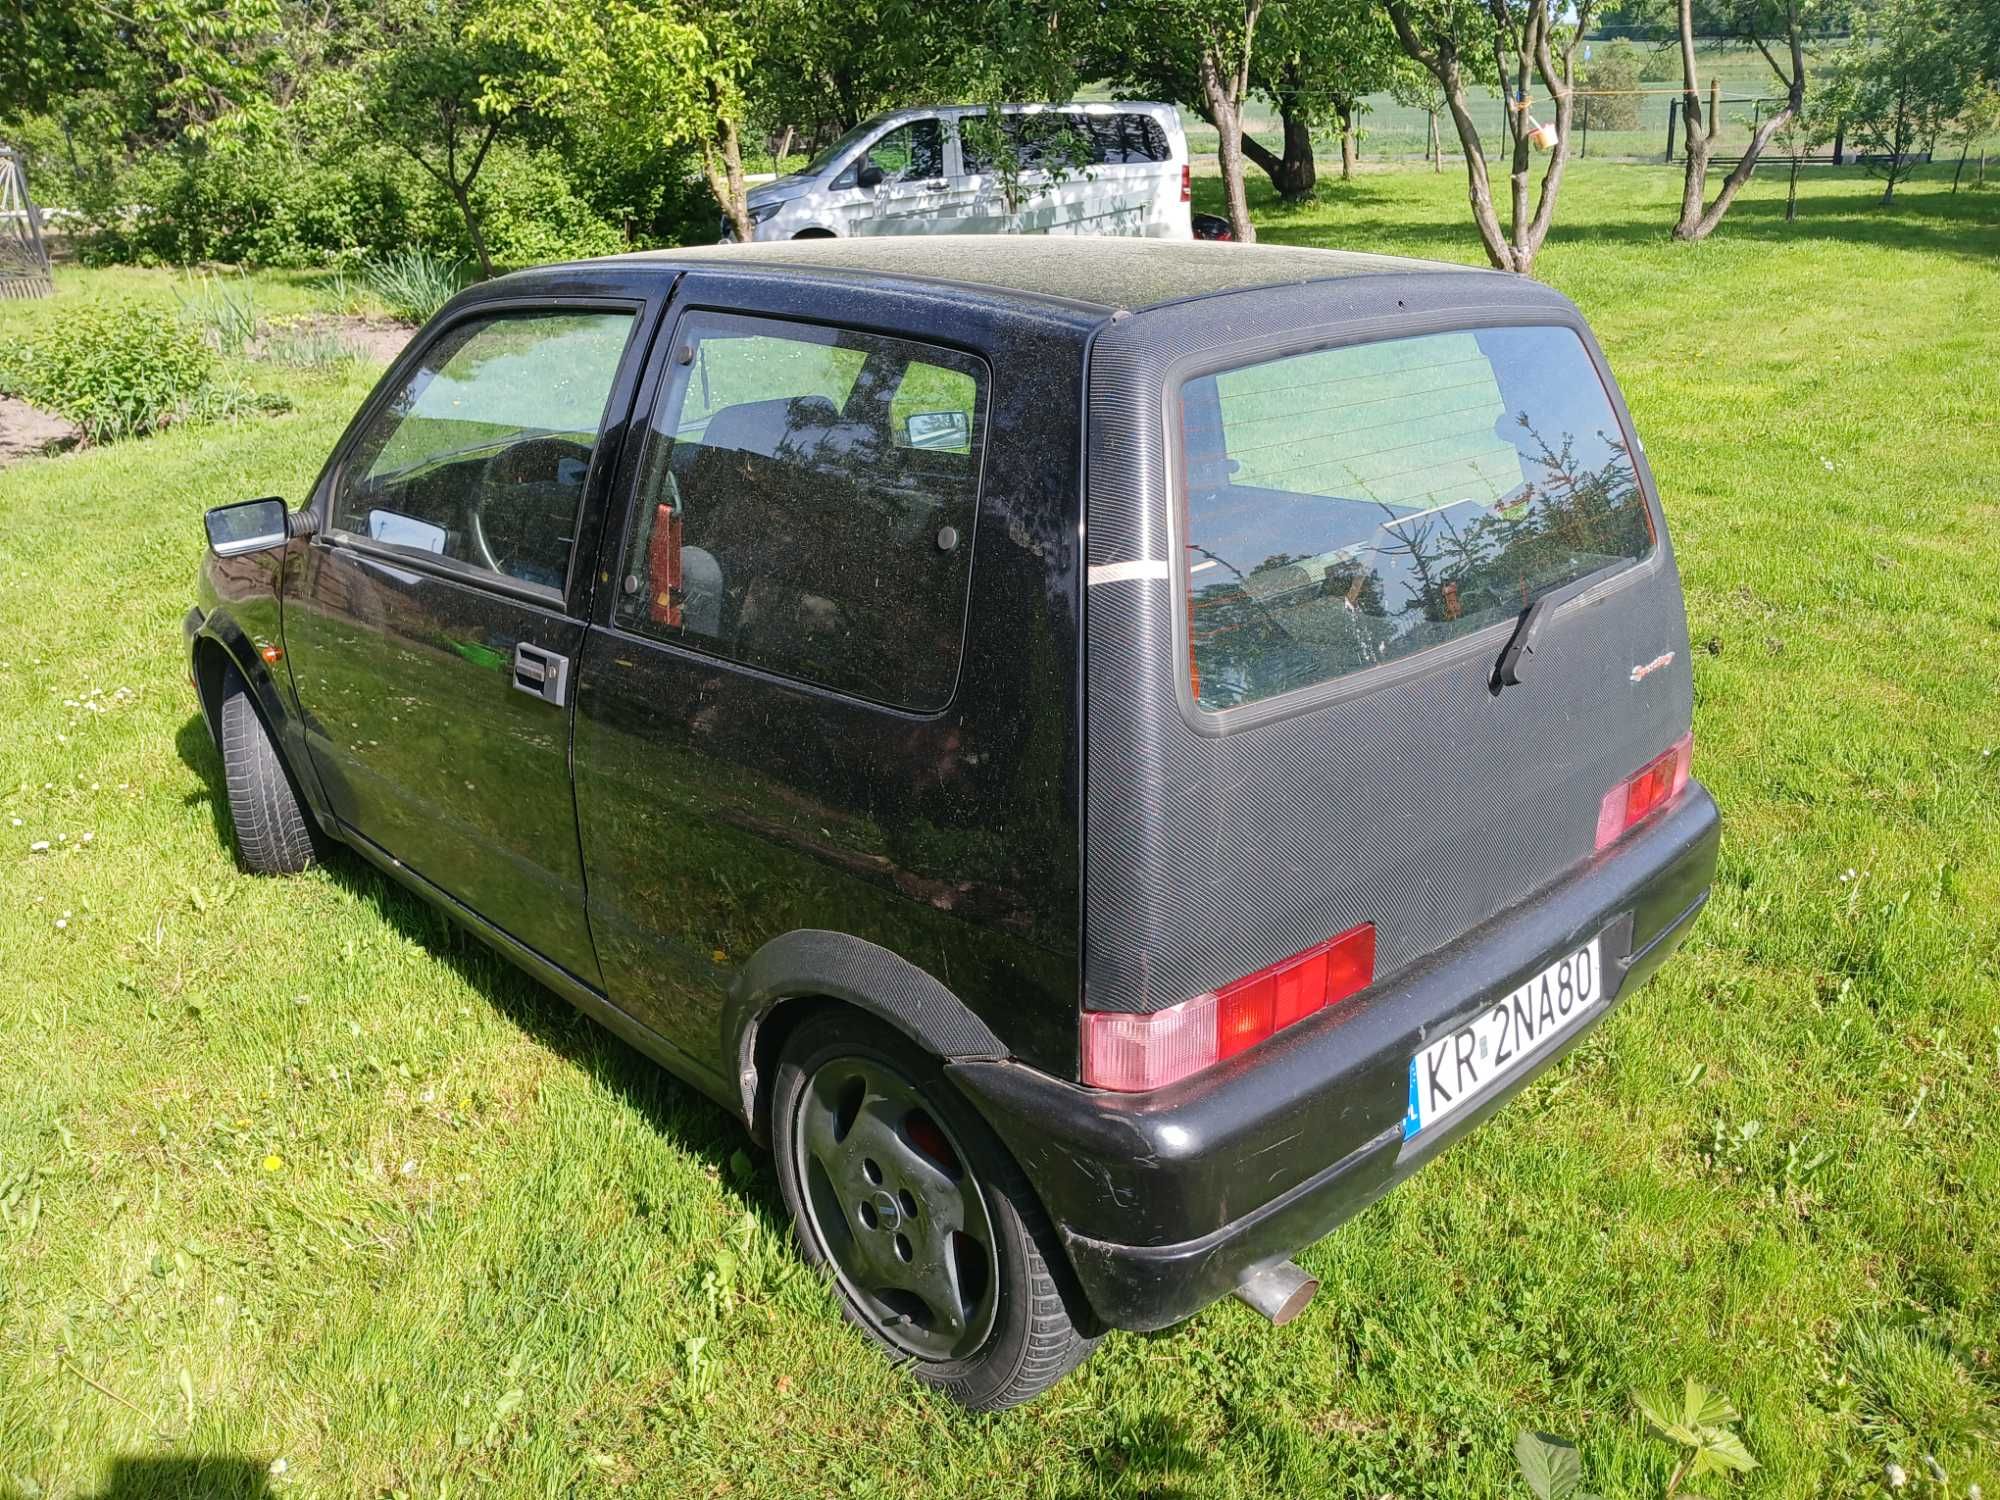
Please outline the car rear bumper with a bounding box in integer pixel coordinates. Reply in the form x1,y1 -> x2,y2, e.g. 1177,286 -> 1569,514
948,783 -> 1721,1332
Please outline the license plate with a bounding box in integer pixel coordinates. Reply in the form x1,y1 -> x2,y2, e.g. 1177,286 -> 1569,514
1404,938 -> 1604,1140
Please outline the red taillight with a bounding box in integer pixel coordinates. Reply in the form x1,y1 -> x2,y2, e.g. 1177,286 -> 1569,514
1180,164 -> 1191,203
1081,924 -> 1375,1091
1595,731 -> 1693,851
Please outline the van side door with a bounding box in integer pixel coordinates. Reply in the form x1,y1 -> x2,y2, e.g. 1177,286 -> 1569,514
848,116 -> 963,236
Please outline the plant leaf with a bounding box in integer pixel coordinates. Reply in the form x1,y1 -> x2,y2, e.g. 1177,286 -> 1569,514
1514,1430 -> 1581,1500
1701,1428 -> 1758,1473
1682,1375 -> 1739,1429
1633,1386 -> 1692,1444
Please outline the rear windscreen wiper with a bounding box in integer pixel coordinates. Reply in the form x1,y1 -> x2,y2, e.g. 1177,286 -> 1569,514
1491,592 -> 1555,692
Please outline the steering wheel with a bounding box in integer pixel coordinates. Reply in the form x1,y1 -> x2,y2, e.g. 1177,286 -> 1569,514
468,440 -> 592,583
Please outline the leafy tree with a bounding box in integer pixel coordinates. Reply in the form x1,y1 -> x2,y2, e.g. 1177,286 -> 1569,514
1259,0 -> 1412,189
1093,0 -> 1268,239
1826,0 -> 1968,203
1578,37 -> 1642,131
1383,0 -> 1596,275
1948,81 -> 2000,191
1770,90 -> 1833,216
1668,0 -> 1823,241
362,0 -> 557,277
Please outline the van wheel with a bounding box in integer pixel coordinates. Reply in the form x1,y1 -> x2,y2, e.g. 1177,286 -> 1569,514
217,663 -> 316,875
791,228 -> 835,239
771,1010 -> 1101,1411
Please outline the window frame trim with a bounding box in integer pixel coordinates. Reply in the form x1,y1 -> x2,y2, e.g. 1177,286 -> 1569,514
605,302 -> 995,717
313,294 -> 647,613
1160,305 -> 1668,737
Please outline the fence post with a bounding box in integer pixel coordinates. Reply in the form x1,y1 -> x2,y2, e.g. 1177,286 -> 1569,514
1665,99 -> 1678,162
1833,119 -> 1844,166
1581,100 -> 1589,159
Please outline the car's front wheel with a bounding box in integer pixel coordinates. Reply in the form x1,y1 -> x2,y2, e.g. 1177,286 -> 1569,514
217,662 -> 316,875
771,1009 -> 1101,1410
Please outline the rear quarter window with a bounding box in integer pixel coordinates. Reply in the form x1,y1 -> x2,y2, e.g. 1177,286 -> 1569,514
1179,324 -> 1654,713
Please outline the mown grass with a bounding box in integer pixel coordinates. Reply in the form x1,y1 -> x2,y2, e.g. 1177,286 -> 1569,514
2,164 -> 1997,1498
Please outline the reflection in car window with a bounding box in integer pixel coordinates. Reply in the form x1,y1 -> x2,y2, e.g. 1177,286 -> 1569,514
1180,326 -> 1655,711
332,312 -> 632,592
616,313 -> 986,711
849,119 -> 943,185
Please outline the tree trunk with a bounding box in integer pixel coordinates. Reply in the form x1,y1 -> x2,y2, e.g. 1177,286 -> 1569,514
776,125 -> 794,168
1786,157 -> 1800,219
451,179 -> 494,279
1428,108 -> 1441,170
701,103 -> 755,242
1337,96 -> 1357,179
1198,4 -> 1265,244
1952,139 -> 1968,191
1204,78 -> 1255,241
1238,92 -> 1316,199
1673,0 -> 1801,241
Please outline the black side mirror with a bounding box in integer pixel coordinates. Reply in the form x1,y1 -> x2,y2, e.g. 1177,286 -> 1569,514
204,496 -> 294,558
856,161 -> 886,190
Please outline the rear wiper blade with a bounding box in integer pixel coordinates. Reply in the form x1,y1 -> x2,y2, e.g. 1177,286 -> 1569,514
1491,592 -> 1556,692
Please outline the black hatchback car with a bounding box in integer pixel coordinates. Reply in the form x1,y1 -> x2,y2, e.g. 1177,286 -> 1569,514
187,237 -> 1719,1410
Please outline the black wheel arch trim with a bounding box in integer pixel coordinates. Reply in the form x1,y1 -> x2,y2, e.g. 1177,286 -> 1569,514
726,929 -> 1008,1136
186,606 -> 339,836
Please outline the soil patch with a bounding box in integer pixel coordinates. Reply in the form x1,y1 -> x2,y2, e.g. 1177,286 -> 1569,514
0,395 -> 82,466
252,313 -> 414,368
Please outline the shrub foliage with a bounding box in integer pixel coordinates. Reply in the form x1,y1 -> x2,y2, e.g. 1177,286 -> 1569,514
0,301 -> 217,443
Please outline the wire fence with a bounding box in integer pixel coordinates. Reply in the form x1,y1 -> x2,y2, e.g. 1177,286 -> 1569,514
1184,87 -> 1799,166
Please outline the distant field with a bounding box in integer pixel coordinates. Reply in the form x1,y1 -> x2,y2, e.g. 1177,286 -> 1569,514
2,162 -> 1997,1498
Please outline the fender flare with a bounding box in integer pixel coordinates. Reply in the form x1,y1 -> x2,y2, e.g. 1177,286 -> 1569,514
189,610 -> 336,834
724,929 -> 1006,1129
191,612 -> 289,745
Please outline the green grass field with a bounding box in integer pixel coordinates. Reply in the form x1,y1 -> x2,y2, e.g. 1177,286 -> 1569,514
3,162 -> 1997,1498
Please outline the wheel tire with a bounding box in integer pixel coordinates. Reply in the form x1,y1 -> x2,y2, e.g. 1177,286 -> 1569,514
217,663 -> 316,875
771,1009 -> 1101,1411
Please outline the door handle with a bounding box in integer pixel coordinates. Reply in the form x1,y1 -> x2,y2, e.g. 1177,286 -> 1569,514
512,642 -> 569,706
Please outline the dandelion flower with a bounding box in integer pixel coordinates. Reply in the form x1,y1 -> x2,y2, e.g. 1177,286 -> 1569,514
262,1153 -> 285,1172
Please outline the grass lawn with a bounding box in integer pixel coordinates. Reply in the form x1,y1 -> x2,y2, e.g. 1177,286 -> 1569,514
3,163 -> 1997,1498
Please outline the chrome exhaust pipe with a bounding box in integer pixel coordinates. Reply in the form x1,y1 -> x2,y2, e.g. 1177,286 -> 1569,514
1232,1260 -> 1318,1326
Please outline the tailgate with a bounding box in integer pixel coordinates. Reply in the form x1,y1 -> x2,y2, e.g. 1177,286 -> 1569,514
1082,279 -> 1695,1023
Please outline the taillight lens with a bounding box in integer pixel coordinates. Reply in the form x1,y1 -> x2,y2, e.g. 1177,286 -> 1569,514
1180,164 -> 1191,202
1081,924 -> 1375,1091
1595,731 -> 1693,851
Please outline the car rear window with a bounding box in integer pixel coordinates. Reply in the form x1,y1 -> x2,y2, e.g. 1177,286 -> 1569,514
1178,325 -> 1654,712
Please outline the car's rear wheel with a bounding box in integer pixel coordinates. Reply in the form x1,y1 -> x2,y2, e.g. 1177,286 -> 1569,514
217,662 -> 316,875
771,1010 -> 1100,1410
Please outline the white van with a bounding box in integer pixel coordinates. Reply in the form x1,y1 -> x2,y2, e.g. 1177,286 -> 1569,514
728,102 -> 1193,242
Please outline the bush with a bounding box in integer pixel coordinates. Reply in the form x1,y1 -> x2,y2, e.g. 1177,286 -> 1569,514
0,300 -> 217,443
364,248 -> 463,325
1580,40 -> 1644,131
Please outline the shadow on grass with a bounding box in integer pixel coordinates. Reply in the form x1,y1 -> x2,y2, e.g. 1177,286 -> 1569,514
1228,167 -> 2000,267
4,1455 -> 273,1500
172,715 -> 788,1242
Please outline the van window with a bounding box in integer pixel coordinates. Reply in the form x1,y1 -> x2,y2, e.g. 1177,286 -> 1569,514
1087,113 -> 1173,164
960,113 -> 1094,173
1178,325 -> 1655,712
835,119 -> 943,187
616,312 -> 986,711
332,310 -> 633,592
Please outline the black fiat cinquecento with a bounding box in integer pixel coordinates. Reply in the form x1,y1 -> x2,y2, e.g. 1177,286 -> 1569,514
187,236 -> 1719,1410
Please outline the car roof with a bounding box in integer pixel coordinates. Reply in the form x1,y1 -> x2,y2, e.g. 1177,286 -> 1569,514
587,236 -> 1498,319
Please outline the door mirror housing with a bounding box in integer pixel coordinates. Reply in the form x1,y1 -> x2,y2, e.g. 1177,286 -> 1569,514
856,161 -> 886,190
205,497 -> 293,558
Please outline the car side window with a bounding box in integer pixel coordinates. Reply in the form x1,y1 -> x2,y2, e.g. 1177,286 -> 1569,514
614,312 -> 986,711
330,310 -> 634,593
837,120 -> 943,187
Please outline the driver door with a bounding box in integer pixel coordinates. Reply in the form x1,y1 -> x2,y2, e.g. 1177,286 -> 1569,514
282,302 -> 645,985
